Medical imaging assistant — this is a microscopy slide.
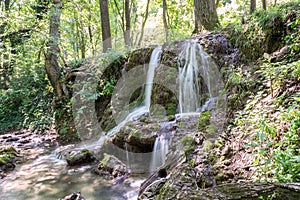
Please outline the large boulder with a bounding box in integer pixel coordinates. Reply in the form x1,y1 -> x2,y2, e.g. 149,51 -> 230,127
64,149 -> 96,166
111,121 -> 160,153
94,153 -> 129,179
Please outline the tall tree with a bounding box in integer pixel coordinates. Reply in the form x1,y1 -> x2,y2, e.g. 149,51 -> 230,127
162,0 -> 169,43
262,0 -> 267,10
124,0 -> 131,46
137,0 -> 150,46
193,0 -> 219,33
45,0 -> 77,143
113,0 -> 132,47
45,0 -> 63,97
99,0 -> 112,52
250,0 -> 256,14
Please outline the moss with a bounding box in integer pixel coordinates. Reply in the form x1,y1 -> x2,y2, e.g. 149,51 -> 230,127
205,124 -> 218,138
65,149 -> 95,166
203,140 -> 214,152
166,102 -> 177,116
0,146 -> 18,168
215,139 -> 224,148
209,154 -> 217,164
189,158 -> 196,167
100,153 -> 111,167
0,155 -> 10,165
130,129 -> 142,139
198,111 -> 211,131
180,135 -> 196,157
153,123 -> 160,132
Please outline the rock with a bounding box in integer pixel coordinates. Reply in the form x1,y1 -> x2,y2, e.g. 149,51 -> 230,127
59,192 -> 85,200
0,146 -> 19,174
139,162 -> 198,200
112,121 -> 159,153
64,149 -> 95,166
94,153 -> 129,179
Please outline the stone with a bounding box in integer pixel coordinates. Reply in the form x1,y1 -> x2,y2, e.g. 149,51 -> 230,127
0,146 -> 19,174
94,153 -> 129,179
59,192 -> 85,200
111,121 -> 160,153
64,149 -> 95,166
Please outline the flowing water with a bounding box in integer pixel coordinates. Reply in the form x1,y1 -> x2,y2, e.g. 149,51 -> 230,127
106,46 -> 162,136
149,133 -> 169,173
149,39 -> 222,172
178,39 -> 221,113
0,146 -> 144,199
0,47 -> 163,200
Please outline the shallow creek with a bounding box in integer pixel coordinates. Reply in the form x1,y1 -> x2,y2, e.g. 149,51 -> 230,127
0,131 -> 144,200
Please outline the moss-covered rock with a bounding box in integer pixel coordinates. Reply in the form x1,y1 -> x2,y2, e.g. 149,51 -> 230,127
94,153 -> 129,179
112,121 -> 159,153
0,146 -> 19,174
64,149 -> 95,166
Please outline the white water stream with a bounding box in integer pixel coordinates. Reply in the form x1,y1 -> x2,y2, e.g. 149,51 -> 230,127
106,46 -> 162,137
149,39 -> 221,172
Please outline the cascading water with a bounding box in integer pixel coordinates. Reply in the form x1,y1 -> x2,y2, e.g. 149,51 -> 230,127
150,39 -> 222,172
149,133 -> 169,172
178,40 -> 201,113
106,46 -> 162,136
178,39 -> 220,113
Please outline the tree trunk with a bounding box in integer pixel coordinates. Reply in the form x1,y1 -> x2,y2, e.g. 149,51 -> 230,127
162,0 -> 169,43
45,0 -> 63,97
194,0 -> 219,33
4,0 -> 10,11
250,0 -> 256,14
99,0 -> 112,53
124,0 -> 131,47
45,0 -> 78,144
138,0 -> 150,46
262,0 -> 267,10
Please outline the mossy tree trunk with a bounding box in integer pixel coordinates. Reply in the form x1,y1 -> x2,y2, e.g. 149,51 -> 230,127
45,0 -> 79,144
193,0 -> 220,33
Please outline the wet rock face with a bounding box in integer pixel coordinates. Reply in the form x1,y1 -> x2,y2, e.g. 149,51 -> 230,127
64,149 -> 96,166
139,163 -> 198,200
111,121 -> 160,153
94,153 -> 129,179
95,34 -> 239,133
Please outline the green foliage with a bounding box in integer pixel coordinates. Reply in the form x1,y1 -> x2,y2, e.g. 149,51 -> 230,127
198,111 -> 211,131
235,62 -> 299,182
0,65 -> 53,131
225,1 -> 300,61
180,135 -> 195,158
272,106 -> 300,182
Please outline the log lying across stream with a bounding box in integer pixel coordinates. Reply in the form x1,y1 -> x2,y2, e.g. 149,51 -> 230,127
192,182 -> 300,200
140,182 -> 300,200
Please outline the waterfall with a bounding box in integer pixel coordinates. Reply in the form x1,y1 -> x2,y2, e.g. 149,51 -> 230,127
106,46 -> 162,136
178,40 -> 201,113
149,40 -> 222,172
149,133 -> 169,173
178,39 -> 219,113
144,46 -> 162,109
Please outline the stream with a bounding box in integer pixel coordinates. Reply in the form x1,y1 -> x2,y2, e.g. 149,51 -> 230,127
0,143 -> 144,200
